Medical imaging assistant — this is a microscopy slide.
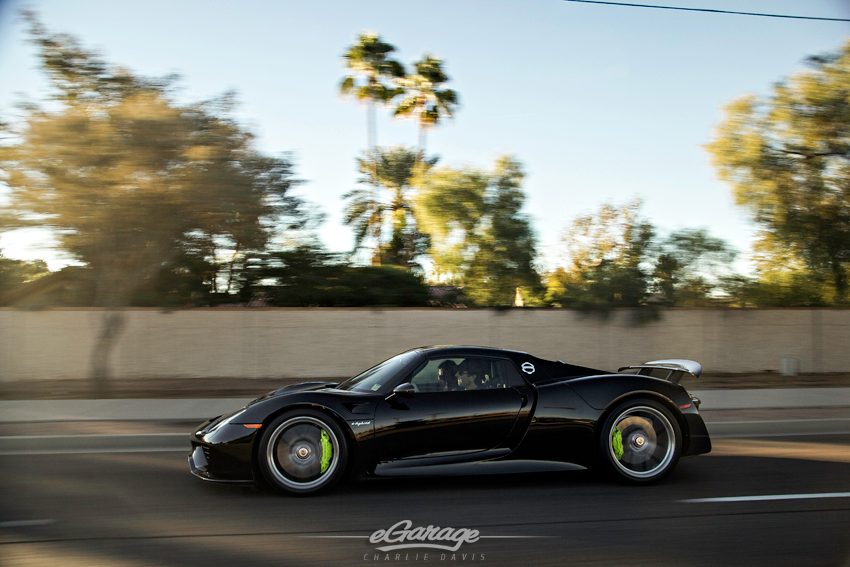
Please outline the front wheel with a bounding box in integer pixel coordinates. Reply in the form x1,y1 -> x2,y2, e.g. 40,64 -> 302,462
599,399 -> 682,484
259,410 -> 349,495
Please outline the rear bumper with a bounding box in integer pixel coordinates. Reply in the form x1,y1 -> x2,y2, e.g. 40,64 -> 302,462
683,413 -> 712,457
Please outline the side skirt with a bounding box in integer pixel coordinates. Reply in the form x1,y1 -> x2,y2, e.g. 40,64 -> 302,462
374,459 -> 586,477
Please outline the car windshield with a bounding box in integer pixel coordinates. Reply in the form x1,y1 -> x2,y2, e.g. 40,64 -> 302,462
336,351 -> 420,393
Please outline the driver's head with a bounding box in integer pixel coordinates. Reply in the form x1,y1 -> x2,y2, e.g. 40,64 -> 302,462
457,359 -> 482,386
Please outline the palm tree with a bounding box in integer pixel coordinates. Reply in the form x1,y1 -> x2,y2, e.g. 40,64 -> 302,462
339,33 -> 404,150
343,146 -> 437,267
393,54 -> 458,155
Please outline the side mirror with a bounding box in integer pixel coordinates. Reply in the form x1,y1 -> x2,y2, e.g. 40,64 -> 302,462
386,383 -> 415,402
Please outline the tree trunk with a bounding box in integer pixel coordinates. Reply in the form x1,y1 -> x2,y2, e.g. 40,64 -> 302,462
832,259 -> 847,302
90,311 -> 126,397
89,271 -> 131,398
368,100 -> 376,151
418,126 -> 426,160
88,258 -> 170,396
225,242 -> 241,294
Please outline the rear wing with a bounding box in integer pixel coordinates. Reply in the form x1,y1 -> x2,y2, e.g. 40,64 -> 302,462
617,359 -> 702,385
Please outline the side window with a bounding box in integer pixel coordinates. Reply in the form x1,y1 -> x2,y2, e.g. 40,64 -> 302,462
408,357 -> 510,392
408,358 -> 464,392
496,359 -> 529,388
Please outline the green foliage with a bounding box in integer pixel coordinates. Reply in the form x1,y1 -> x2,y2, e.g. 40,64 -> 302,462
130,251 -> 217,307
342,146 -> 435,269
547,201 -> 743,312
723,234 -> 832,306
415,156 -> 542,306
393,54 -> 458,151
340,33 -> 405,104
652,229 -> 737,306
724,272 -> 830,307
239,246 -> 430,307
0,251 -> 50,295
548,200 -> 655,311
705,39 -> 850,301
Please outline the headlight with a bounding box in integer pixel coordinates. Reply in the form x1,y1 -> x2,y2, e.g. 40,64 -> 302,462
203,407 -> 248,437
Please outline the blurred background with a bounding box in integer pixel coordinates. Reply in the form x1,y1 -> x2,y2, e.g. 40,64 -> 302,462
1,1 -> 849,566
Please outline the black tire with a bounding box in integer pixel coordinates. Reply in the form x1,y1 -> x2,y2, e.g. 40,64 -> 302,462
258,409 -> 349,495
598,398 -> 682,484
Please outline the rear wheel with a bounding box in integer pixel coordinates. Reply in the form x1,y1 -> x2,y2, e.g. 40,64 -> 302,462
259,409 -> 348,495
599,399 -> 681,484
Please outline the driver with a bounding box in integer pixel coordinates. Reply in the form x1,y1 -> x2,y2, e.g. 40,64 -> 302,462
457,359 -> 487,390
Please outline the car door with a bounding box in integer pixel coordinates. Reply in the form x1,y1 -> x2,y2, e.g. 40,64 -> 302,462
373,356 -> 525,462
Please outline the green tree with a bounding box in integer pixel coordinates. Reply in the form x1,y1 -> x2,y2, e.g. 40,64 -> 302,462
415,156 -> 541,305
548,200 -> 654,311
339,33 -> 405,150
705,40 -> 850,301
415,163 -> 489,283
393,54 -> 458,155
652,229 -> 737,306
0,251 -> 50,295
342,146 -> 435,269
726,232 -> 830,306
0,15 -> 307,392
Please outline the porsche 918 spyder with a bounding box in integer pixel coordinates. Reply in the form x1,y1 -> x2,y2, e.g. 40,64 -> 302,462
189,346 -> 711,494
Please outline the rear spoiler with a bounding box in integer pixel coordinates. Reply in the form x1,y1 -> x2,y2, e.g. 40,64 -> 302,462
617,359 -> 702,385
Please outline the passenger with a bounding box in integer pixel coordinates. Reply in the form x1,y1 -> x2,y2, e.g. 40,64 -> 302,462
437,360 -> 460,391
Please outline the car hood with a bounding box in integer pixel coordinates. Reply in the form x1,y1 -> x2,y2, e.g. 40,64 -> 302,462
256,381 -> 339,402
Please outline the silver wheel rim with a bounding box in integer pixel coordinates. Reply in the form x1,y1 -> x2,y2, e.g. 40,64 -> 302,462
609,406 -> 675,479
266,416 -> 340,490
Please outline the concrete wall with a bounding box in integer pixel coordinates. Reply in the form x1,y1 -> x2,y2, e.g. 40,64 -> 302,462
1,308 -> 848,380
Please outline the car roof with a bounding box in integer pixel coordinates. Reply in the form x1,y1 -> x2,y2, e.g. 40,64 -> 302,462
415,345 -> 528,357
411,345 -> 609,383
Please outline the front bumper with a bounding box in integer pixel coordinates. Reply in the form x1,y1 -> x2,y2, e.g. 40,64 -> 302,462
188,416 -> 258,483
188,446 -> 253,484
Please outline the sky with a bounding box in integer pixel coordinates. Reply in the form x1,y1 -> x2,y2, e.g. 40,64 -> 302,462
0,0 -> 848,273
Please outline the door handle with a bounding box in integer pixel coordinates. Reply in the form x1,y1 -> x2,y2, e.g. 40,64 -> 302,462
520,394 -> 528,408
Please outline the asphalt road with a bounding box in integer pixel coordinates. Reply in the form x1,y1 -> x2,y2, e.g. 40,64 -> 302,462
2,432 -> 850,567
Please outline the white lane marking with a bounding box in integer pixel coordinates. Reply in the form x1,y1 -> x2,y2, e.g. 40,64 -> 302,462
478,536 -> 558,539
682,492 -> 850,503
299,536 -> 370,538
0,519 -> 56,528
300,535 -> 554,539
706,419 -> 850,424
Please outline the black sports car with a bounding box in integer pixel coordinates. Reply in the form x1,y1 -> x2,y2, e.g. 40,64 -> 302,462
189,346 -> 711,494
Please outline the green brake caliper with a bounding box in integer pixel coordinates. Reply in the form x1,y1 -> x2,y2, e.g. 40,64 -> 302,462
320,430 -> 332,473
612,428 -> 624,460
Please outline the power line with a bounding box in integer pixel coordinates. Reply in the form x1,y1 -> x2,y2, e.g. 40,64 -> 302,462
564,0 -> 850,22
